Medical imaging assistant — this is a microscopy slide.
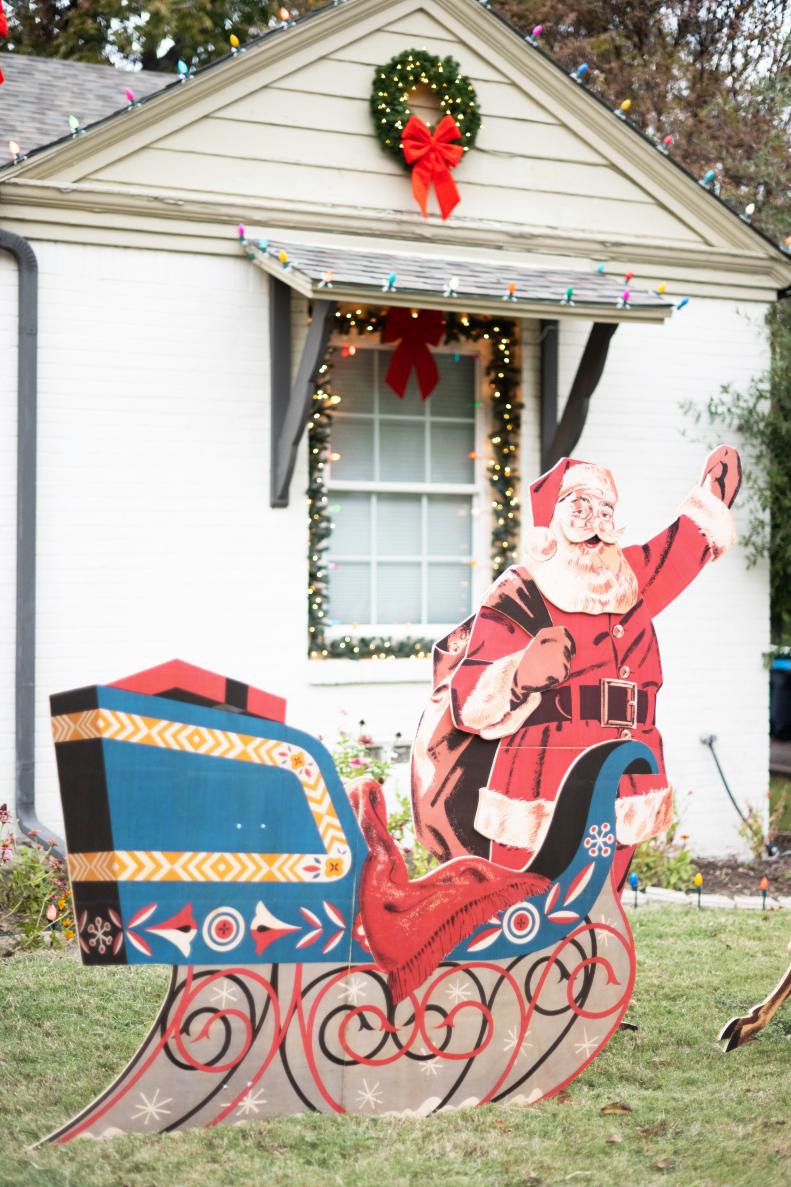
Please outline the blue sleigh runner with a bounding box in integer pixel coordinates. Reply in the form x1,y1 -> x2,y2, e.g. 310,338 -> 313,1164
45,661 -> 656,1141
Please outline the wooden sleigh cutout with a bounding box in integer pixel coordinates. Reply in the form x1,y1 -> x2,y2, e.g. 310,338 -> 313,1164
43,661 -> 656,1141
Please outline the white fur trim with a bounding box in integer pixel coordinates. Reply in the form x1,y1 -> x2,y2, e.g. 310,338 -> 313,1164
474,787 -> 554,851
523,525 -> 557,566
458,649 -> 542,737
558,463 -> 618,505
678,485 -> 736,559
615,787 -> 674,845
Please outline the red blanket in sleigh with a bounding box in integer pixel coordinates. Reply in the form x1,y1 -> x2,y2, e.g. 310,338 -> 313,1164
348,777 -> 548,1004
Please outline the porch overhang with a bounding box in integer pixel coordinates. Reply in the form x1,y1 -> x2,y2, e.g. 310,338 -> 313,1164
255,237 -> 674,507
244,239 -> 674,325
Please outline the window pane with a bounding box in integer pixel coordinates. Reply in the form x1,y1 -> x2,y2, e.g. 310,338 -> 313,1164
330,418 -> 375,480
378,420 -> 425,482
332,349 -> 374,414
427,496 -> 472,557
429,421 -> 475,483
380,356 -> 425,415
328,561 -> 371,624
431,355 -> 476,418
330,493 -> 370,556
427,563 -> 471,623
377,494 -> 421,556
377,562 -> 421,624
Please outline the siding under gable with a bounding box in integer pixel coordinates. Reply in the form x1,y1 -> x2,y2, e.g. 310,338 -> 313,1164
78,5 -> 709,247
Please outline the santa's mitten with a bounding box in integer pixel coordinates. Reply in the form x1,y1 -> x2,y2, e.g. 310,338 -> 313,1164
699,444 -> 742,508
516,625 -> 575,693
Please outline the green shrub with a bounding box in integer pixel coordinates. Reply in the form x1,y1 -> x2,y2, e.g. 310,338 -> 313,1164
0,804 -> 74,950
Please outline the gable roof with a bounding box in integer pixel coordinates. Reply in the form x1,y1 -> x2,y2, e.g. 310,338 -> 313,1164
0,54 -> 172,159
1,0 -> 788,290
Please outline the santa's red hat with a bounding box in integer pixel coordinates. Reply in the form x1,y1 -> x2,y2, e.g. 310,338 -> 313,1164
529,458 -> 618,527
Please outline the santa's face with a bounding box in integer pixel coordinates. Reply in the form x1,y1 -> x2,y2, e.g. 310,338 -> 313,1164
555,486 -> 618,548
525,483 -> 638,615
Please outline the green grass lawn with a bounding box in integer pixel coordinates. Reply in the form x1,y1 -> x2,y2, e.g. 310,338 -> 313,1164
1,908 -> 790,1187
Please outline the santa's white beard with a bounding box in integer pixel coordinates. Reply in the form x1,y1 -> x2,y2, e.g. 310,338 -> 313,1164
524,529 -> 639,614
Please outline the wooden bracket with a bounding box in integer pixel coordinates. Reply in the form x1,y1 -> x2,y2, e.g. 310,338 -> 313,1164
270,277 -> 336,507
540,320 -> 618,471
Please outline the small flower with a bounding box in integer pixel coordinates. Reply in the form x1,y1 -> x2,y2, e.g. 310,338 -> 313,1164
0,803 -> 11,824
359,734 -> 374,747
46,903 -> 58,922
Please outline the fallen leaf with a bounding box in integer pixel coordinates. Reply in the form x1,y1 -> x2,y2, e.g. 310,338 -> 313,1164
638,1123 -> 668,1137
601,1102 -> 632,1115
554,1090 -> 572,1104
652,1159 -> 674,1171
605,1134 -> 623,1144
618,1021 -> 638,1032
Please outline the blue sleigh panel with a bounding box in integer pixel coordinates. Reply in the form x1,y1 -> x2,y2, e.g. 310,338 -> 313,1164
51,663 -> 367,968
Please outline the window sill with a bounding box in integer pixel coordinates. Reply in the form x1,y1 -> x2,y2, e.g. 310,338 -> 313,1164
307,657 -> 433,685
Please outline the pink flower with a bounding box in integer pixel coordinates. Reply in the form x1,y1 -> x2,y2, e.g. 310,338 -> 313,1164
0,803 -> 10,824
46,903 -> 58,921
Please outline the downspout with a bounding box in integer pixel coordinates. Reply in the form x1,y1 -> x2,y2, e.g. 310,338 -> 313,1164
0,229 -> 61,852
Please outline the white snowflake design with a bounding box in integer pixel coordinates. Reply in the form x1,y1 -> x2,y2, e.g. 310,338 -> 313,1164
356,1078 -> 383,1111
131,1088 -> 173,1126
597,915 -> 617,949
86,915 -> 113,954
417,1046 -> 439,1076
583,822 -> 615,859
573,1029 -> 601,1058
210,982 -> 239,1009
237,1087 -> 268,1116
503,1025 -> 533,1060
445,977 -> 473,1004
337,974 -> 367,1005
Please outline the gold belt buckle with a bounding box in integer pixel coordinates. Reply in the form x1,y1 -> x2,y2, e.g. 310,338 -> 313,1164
600,678 -> 638,729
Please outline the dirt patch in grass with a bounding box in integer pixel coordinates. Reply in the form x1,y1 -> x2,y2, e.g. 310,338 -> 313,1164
693,851 -> 791,896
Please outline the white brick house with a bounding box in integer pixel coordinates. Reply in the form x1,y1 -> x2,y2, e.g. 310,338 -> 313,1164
1,0 -> 789,855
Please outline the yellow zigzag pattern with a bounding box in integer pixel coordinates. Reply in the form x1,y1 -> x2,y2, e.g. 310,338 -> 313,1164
53,709 -> 350,884
66,849 -> 344,884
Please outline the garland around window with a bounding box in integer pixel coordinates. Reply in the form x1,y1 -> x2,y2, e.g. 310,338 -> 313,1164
307,308 -> 521,660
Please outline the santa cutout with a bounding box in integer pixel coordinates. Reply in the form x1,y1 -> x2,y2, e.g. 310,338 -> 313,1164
412,445 -> 741,889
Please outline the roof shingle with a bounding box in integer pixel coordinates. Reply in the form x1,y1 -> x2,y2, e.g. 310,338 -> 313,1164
0,53 -> 172,158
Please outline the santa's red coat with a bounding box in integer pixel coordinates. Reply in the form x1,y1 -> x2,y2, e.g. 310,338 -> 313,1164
446,490 -> 733,885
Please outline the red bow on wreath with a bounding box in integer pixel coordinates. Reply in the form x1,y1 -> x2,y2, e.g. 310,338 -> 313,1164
383,308 -> 445,400
401,114 -> 464,220
0,2 -> 7,85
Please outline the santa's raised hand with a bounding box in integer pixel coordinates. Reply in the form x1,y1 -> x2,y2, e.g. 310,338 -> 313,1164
699,444 -> 742,508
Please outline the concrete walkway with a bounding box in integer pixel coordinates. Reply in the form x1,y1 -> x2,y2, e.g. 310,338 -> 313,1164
622,886 -> 791,910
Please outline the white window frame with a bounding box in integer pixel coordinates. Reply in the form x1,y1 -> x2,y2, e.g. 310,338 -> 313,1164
324,336 -> 490,640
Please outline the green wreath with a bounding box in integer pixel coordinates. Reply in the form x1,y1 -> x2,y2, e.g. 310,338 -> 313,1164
370,49 -> 481,166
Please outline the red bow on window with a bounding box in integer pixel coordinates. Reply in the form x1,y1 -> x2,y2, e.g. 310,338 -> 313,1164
383,308 -> 445,400
401,114 -> 464,220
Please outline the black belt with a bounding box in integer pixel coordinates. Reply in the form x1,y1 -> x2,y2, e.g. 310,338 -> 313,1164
526,679 -> 651,730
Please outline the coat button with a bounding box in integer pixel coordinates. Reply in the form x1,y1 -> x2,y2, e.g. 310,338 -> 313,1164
612,624 -> 624,639
619,728 -> 632,739
619,665 -> 631,679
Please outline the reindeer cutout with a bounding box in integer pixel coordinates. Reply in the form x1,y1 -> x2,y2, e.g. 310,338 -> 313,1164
719,951 -> 791,1050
